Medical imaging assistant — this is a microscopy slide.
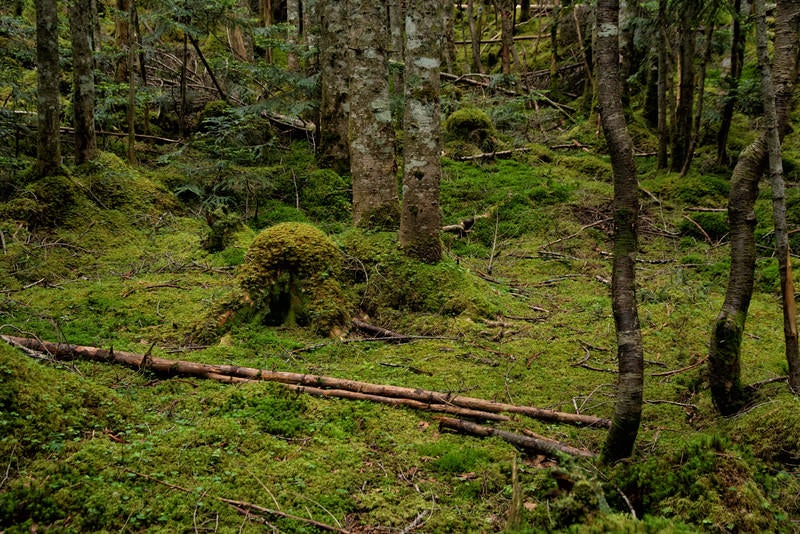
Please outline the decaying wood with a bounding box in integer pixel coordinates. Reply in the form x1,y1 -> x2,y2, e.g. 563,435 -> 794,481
451,148 -> 531,161
351,318 -> 408,340
442,212 -> 491,236
2,335 -> 610,428
436,417 -> 596,458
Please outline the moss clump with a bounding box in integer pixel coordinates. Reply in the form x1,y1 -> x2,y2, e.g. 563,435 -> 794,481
0,174 -> 77,228
238,222 -> 349,334
444,106 -> 497,151
678,212 -> 729,242
203,207 -> 242,252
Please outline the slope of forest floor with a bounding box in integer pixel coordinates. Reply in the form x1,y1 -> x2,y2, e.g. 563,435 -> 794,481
2,115 -> 800,532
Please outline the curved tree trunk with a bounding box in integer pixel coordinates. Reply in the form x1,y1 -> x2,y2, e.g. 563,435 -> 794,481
596,0 -> 644,462
69,0 -> 98,165
399,0 -> 443,263
349,0 -> 399,229
709,0 -> 800,413
35,0 -> 62,177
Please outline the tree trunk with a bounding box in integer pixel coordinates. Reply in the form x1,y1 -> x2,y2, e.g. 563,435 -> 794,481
442,1 -> 457,74
716,0 -> 745,167
400,0 -> 443,263
114,0 -> 131,82
349,0 -> 399,229
35,0 -> 62,177
69,0 -> 98,165
670,0 -> 698,173
467,0 -> 484,73
286,0 -> 300,71
709,0 -> 800,413
596,0 -> 644,462
656,0 -> 668,169
127,0 -> 137,164
317,0 -> 351,174
680,18 -> 715,177
520,0 -> 531,22
756,0 -> 800,392
497,0 -> 515,74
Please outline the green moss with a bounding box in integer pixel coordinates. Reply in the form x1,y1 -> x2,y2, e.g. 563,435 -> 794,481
444,106 -> 497,151
238,222 -> 349,334
679,212 -> 730,242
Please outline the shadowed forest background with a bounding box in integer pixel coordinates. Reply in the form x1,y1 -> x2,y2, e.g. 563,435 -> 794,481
1,0 -> 800,532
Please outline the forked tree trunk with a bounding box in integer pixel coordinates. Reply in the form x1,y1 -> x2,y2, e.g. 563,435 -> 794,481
69,0 -> 98,164
349,0 -> 399,229
35,0 -> 62,177
399,0 -> 443,263
755,0 -> 800,392
596,0 -> 644,462
709,0 -> 800,413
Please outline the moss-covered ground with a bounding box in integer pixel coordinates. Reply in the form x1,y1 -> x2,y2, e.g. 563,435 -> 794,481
2,122 -> 800,533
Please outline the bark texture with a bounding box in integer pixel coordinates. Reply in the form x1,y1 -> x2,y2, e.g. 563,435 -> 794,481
709,0 -> 800,412
318,0 -> 351,174
69,0 -> 98,165
399,0 -> 443,263
596,0 -> 644,462
670,0 -> 698,172
716,0 -> 745,167
35,0 -> 62,177
755,0 -> 800,392
349,0 -> 399,229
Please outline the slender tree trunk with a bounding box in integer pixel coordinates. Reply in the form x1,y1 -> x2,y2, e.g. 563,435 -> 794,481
36,0 -> 62,177
261,0 -> 273,63
399,0 -> 443,263
114,0 -> 131,82
680,18 -> 715,177
716,0 -> 746,167
349,0 -> 399,229
596,0 -> 644,462
286,0 -> 300,71
709,0 -> 800,413
467,0 -> 484,73
69,0 -> 98,164
758,0 -> 800,392
670,0 -> 698,173
656,0 -> 668,169
442,1 -> 456,74
127,0 -> 136,164
497,0 -> 515,74
520,0 -> 531,22
179,32 -> 188,139
318,0 -> 351,173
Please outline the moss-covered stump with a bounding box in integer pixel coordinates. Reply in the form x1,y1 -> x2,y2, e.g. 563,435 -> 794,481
443,106 -> 497,152
238,222 -> 349,334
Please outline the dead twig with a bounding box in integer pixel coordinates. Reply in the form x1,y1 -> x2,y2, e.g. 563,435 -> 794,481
650,356 -> 708,377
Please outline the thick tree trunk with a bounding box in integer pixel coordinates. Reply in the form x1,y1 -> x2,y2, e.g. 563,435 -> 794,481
596,0 -> 644,462
318,0 -> 351,174
399,0 -> 443,263
35,0 -> 62,177
388,0 -> 404,93
349,0 -> 399,229
69,0 -> 98,165
716,0 -> 745,167
709,0 -> 800,412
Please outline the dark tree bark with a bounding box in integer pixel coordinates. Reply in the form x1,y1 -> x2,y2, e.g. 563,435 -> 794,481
35,0 -> 62,177
496,0 -> 515,74
670,0 -> 699,173
709,0 -> 800,413
681,17 -> 716,177
399,0 -> 443,263
520,0 -> 531,22
69,0 -> 98,165
349,0 -> 399,229
596,0 -> 644,462
716,0 -> 746,167
317,0 -> 351,174
656,0 -> 669,169
114,0 -> 131,82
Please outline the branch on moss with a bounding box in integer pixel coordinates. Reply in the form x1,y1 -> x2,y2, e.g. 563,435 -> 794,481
436,417 -> 596,458
2,335 -> 610,428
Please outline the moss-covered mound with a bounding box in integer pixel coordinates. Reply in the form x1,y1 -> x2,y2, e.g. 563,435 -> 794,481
444,106 -> 497,153
238,222 -> 349,334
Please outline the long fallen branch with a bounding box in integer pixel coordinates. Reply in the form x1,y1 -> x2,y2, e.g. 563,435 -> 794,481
2,335 -> 610,428
436,417 -> 595,458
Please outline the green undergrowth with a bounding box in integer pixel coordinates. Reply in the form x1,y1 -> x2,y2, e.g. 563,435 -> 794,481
1,142 -> 799,532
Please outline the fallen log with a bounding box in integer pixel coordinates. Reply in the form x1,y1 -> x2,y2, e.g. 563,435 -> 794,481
436,417 -> 596,458
1,335 -> 610,428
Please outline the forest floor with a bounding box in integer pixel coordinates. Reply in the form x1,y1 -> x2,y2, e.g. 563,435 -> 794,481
2,104 -> 800,532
